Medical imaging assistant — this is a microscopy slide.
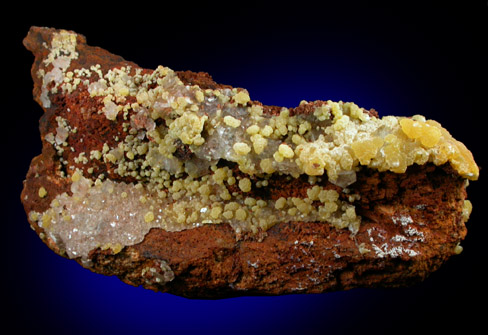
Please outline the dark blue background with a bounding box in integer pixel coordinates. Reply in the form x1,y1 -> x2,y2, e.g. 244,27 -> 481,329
5,2 -> 487,334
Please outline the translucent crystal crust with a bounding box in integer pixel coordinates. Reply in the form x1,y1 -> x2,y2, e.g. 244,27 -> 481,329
30,173 -> 359,260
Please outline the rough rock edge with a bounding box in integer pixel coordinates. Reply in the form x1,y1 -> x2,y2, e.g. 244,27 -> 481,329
21,26 -> 469,298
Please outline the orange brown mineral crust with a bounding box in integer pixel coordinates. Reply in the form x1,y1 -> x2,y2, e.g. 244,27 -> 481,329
21,26 -> 478,298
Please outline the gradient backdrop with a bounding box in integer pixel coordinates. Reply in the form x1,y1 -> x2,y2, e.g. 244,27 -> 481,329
5,2 -> 487,334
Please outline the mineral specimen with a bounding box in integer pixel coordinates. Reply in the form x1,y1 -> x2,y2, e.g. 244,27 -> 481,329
21,26 -> 478,298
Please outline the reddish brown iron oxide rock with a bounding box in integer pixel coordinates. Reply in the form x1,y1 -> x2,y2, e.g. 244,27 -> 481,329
21,26 -> 477,298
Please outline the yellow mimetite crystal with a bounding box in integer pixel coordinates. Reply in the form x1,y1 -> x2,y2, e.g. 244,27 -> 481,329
351,138 -> 384,165
399,117 -> 478,179
342,114 -> 478,180
291,108 -> 478,182
400,118 -> 441,148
